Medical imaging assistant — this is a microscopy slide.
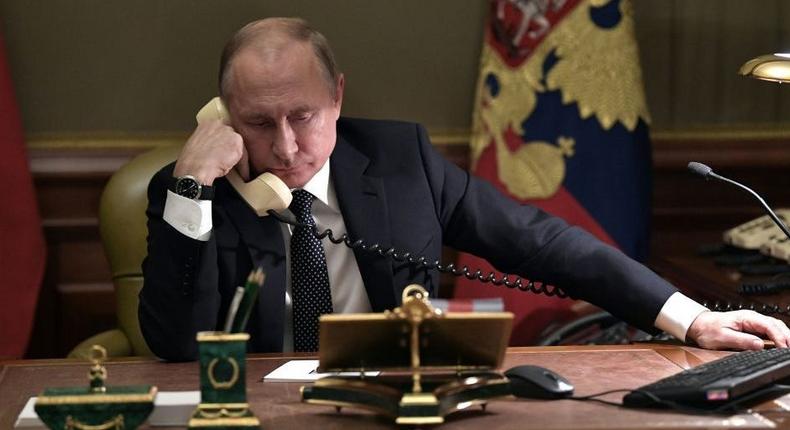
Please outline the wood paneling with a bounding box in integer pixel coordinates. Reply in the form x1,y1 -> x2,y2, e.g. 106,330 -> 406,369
651,132 -> 790,229
25,148 -> 122,358
632,0 -> 790,128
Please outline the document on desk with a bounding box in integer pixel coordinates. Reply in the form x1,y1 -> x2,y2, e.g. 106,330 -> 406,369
14,391 -> 200,428
263,359 -> 379,382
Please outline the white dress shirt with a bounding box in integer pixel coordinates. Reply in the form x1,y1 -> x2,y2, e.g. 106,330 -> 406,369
163,163 -> 708,346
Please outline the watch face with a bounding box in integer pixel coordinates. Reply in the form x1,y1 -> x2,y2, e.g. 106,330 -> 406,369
175,177 -> 201,199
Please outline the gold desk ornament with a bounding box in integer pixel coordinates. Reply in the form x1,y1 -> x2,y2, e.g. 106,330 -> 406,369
34,345 -> 157,430
188,331 -> 260,429
301,284 -> 514,425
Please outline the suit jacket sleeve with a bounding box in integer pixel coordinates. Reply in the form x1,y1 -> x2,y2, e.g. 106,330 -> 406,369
138,163 -> 221,361
412,124 -> 677,332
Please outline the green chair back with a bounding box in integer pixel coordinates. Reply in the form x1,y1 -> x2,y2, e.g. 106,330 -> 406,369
101,144 -> 181,356
71,144 -> 180,358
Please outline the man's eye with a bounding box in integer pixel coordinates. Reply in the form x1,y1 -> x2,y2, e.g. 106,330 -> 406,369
291,113 -> 312,122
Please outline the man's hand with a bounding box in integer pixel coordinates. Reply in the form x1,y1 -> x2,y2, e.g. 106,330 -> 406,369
686,310 -> 790,350
173,120 -> 247,185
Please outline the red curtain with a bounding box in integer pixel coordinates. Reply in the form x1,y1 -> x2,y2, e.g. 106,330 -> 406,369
0,30 -> 45,358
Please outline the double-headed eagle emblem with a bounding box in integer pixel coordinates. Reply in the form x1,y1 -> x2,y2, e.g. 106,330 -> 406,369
471,0 -> 651,199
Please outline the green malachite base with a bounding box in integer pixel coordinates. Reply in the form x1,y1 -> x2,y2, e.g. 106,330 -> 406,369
34,385 -> 156,430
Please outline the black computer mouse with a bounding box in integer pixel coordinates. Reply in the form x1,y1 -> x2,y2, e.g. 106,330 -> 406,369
505,365 -> 574,399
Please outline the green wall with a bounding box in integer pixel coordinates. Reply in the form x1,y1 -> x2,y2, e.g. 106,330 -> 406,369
3,1 -> 790,135
0,1 -> 486,134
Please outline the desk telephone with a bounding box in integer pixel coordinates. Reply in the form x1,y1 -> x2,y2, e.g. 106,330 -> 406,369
194,98 -> 566,298
723,209 -> 790,259
686,162 -> 790,317
713,212 -> 790,310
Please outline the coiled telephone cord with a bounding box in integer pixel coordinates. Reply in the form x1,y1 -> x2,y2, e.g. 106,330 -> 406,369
702,300 -> 790,317
267,209 -> 569,298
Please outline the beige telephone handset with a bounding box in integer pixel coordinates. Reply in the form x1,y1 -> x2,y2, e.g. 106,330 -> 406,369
722,209 -> 790,262
195,97 -> 292,216
724,209 -> 790,258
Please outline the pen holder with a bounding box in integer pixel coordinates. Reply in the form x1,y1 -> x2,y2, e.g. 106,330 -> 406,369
188,332 -> 260,429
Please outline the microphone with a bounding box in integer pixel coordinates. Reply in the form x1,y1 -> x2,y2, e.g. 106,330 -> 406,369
687,161 -> 790,240
687,161 -> 712,178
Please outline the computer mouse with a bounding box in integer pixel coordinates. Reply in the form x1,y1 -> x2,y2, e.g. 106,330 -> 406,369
505,365 -> 574,399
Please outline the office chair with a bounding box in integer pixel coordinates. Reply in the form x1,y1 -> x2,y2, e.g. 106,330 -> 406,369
68,144 -> 180,359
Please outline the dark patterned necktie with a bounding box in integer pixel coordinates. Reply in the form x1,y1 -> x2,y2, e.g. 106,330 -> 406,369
290,189 -> 333,352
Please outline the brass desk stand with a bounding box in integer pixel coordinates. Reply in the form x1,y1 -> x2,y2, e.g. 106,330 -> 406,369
188,332 -> 260,429
302,285 -> 513,425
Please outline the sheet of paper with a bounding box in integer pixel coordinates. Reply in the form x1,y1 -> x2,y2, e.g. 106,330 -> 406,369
263,359 -> 379,382
14,397 -> 40,428
147,391 -> 201,426
15,391 -> 200,428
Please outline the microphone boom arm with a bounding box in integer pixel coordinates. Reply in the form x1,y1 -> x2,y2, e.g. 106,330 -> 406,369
709,171 -> 790,240
689,160 -> 790,241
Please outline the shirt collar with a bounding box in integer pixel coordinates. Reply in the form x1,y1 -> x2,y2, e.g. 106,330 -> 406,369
294,159 -> 336,211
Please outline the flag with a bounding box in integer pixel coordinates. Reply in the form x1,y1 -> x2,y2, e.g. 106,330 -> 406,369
0,29 -> 45,358
454,0 -> 652,345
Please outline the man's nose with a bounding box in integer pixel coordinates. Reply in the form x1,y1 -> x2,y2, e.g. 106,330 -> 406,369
272,122 -> 297,162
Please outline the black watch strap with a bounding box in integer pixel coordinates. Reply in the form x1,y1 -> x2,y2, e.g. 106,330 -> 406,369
169,175 -> 215,200
197,183 -> 214,200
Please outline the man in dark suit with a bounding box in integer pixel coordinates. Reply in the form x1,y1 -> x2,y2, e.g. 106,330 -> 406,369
140,17 -> 790,361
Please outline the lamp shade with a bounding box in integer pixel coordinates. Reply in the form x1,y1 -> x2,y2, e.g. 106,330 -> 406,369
739,53 -> 790,83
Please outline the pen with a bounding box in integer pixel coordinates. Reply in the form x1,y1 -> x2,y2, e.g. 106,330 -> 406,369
223,286 -> 245,332
231,267 -> 266,333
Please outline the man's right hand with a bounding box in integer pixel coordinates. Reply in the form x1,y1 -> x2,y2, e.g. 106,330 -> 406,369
173,120 -> 248,185
687,310 -> 790,350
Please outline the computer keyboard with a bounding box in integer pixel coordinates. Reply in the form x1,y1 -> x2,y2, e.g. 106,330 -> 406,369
623,348 -> 790,408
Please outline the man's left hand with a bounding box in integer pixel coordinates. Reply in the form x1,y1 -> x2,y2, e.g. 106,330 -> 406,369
686,310 -> 790,350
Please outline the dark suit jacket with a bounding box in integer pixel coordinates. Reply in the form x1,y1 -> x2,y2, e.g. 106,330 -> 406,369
140,117 -> 677,361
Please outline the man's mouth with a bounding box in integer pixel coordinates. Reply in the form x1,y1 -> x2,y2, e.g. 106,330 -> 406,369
269,166 -> 296,174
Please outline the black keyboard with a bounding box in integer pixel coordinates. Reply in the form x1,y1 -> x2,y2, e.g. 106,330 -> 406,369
623,348 -> 790,408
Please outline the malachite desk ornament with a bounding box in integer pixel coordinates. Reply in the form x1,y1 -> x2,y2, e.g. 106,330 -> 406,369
188,268 -> 264,429
34,345 -> 156,430
301,284 -> 514,425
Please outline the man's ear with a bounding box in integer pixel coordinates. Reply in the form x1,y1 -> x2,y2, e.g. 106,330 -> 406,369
333,73 -> 345,116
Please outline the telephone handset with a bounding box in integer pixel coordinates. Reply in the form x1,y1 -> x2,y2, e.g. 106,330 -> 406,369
195,97 -> 292,216
723,209 -> 790,255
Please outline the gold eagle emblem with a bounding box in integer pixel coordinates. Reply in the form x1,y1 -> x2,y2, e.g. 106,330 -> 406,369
471,0 -> 650,200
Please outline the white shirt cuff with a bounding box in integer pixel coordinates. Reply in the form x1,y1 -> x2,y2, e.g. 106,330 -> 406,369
163,190 -> 213,241
654,292 -> 709,342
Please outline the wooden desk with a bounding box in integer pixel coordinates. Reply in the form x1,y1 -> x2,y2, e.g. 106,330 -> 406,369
2,344 -> 790,429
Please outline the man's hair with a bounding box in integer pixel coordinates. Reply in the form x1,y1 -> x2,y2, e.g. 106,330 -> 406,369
218,17 -> 339,98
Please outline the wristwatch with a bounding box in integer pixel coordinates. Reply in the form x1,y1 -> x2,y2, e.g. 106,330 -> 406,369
169,175 -> 214,200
